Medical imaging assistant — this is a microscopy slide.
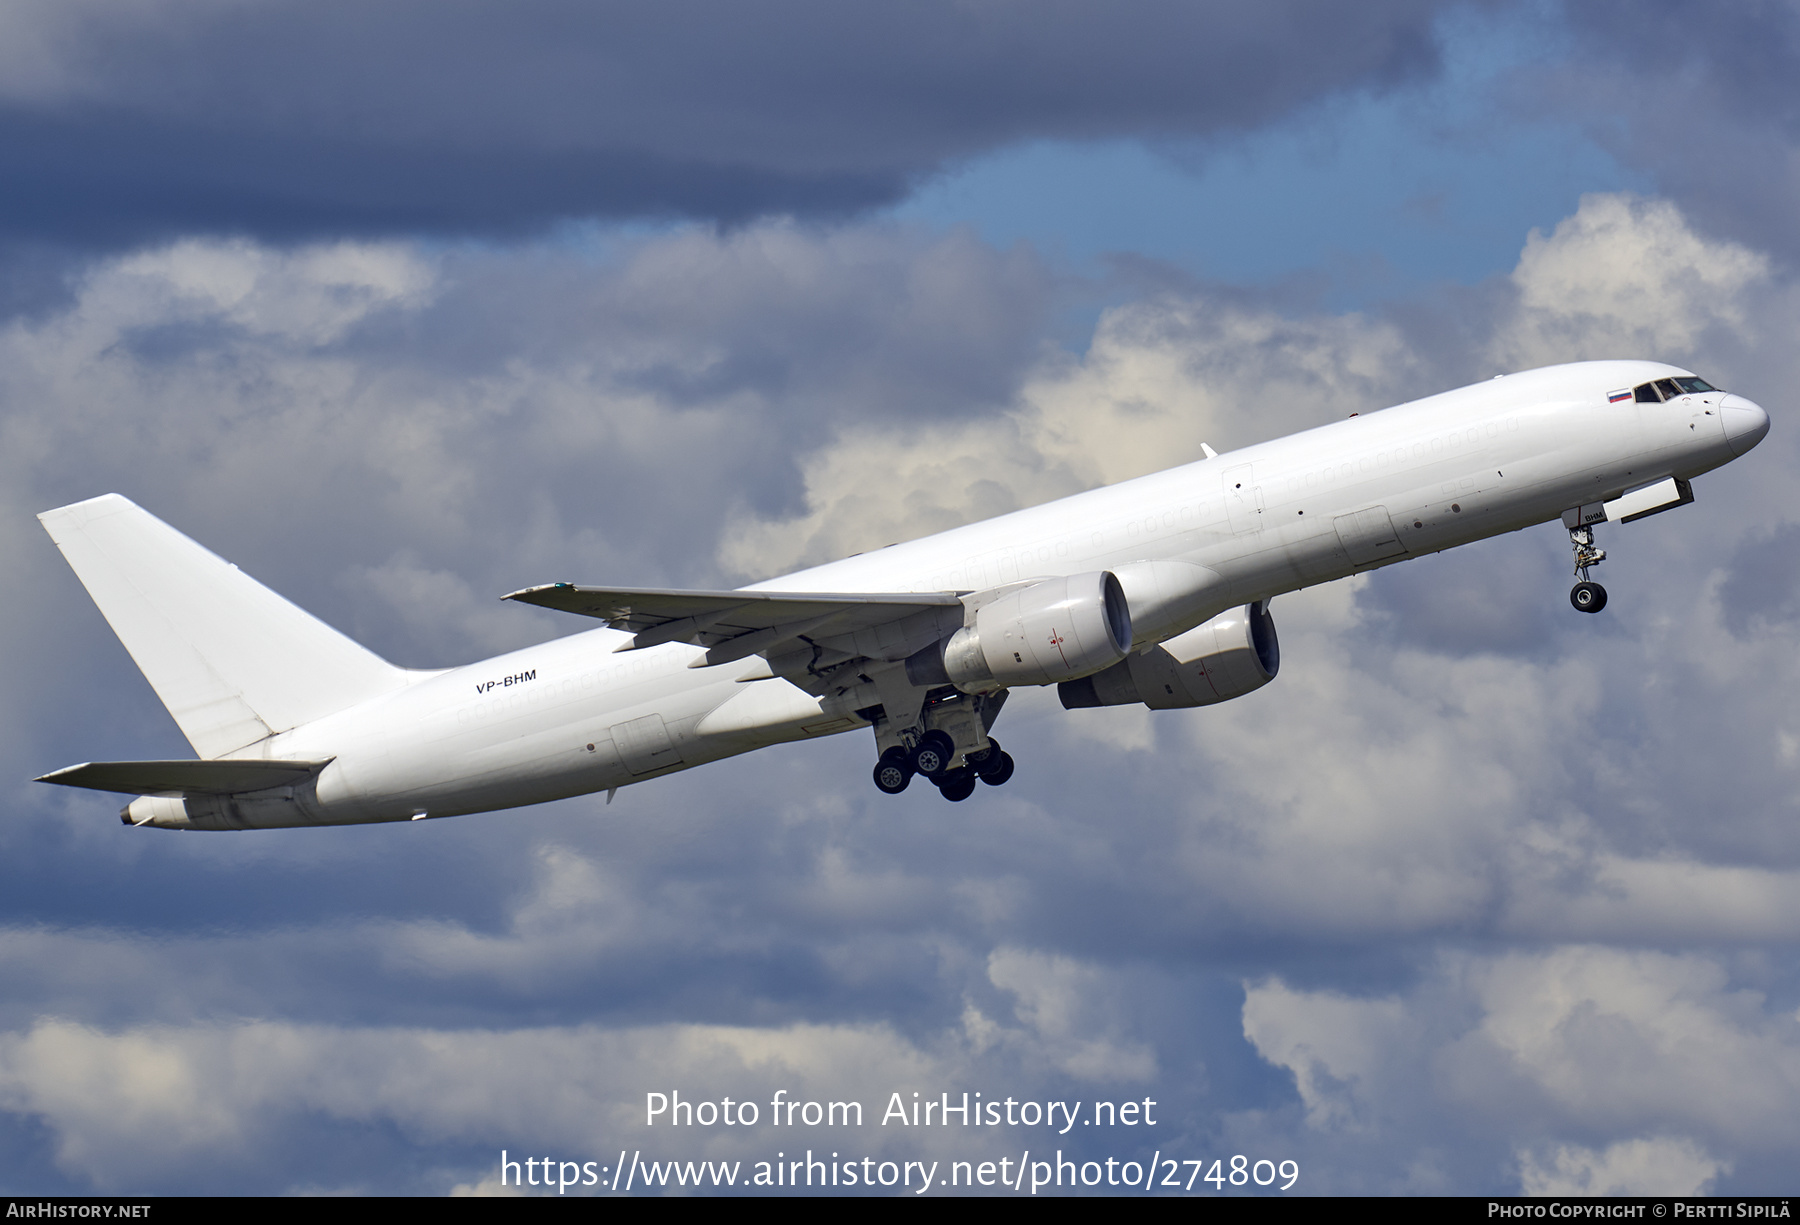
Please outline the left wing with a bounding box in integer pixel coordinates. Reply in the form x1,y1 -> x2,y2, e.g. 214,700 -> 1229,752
502,583 -> 966,669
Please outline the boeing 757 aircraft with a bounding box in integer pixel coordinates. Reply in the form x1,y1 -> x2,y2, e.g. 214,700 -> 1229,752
36,360 -> 1769,828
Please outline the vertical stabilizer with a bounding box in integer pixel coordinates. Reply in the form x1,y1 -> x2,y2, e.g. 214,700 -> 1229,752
39,494 -> 408,758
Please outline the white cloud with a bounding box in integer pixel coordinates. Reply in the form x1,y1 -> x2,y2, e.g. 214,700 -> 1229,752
1518,1137 -> 1727,1197
1493,193 -> 1769,370
1458,948 -> 1800,1147
0,1016 -> 954,1191
1244,947 -> 1800,1192
104,239 -> 437,344
983,948 -> 1158,1082
1241,979 -> 1409,1130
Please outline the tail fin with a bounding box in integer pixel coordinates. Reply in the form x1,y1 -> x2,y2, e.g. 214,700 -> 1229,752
39,494 -> 408,758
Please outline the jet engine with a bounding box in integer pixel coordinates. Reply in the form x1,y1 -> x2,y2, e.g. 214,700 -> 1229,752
121,791 -> 302,831
906,571 -> 1132,693
1057,600 -> 1278,710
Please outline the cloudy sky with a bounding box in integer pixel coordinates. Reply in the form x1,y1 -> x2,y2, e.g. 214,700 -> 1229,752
3,0 -> 1797,1198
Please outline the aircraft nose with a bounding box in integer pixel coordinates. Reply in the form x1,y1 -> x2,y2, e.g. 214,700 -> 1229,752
1719,393 -> 1771,457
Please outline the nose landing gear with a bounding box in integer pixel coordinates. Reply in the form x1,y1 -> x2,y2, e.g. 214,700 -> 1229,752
1568,524 -> 1608,614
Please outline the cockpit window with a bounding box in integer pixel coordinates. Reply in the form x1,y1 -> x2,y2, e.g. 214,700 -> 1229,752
1633,376 -> 1720,403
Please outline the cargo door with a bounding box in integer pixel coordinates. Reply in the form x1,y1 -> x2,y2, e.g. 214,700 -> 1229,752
611,713 -> 683,775
1333,505 -> 1407,566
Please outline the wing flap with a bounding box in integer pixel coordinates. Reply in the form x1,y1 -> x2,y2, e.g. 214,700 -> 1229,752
36,759 -> 332,796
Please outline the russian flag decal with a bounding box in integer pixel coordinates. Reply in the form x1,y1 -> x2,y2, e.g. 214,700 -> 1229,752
1607,388 -> 1632,403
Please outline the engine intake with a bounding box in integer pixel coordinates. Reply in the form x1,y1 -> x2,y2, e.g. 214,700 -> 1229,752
1058,600 -> 1279,710
907,571 -> 1132,693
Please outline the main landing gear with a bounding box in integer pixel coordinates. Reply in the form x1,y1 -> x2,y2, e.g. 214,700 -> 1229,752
871,736 -> 1016,801
1567,523 -> 1608,614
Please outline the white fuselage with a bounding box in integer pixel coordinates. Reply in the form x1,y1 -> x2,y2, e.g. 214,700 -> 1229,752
220,360 -> 1764,827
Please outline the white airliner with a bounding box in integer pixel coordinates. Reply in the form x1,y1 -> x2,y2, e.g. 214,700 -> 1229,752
36,360 -> 1769,829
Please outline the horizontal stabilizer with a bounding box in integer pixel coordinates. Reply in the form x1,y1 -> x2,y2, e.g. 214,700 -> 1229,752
505,583 -> 962,652
36,759 -> 332,796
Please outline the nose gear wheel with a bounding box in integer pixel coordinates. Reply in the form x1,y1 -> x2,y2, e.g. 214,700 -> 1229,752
1567,524 -> 1609,615
1570,580 -> 1607,614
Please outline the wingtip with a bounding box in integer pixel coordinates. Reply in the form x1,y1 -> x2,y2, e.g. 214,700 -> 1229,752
501,582 -> 575,604
34,763 -> 92,785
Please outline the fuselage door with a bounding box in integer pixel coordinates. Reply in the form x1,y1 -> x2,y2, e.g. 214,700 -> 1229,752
1334,505 -> 1407,566
1223,465 -> 1263,535
612,713 -> 683,775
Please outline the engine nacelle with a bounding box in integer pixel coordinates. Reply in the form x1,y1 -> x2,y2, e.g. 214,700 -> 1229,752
907,571 -> 1132,693
1109,559 -> 1228,646
1057,600 -> 1279,710
122,790 -> 314,830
